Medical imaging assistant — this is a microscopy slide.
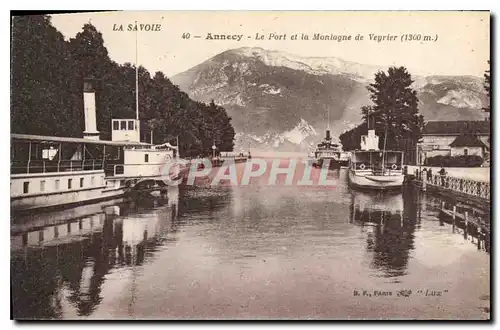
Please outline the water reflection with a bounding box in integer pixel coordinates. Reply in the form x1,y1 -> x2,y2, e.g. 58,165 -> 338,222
11,187 -> 180,319
350,188 -> 418,278
10,176 -> 490,320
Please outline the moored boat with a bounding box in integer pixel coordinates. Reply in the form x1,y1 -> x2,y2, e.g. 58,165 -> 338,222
348,129 -> 404,190
313,130 -> 343,169
10,79 -> 180,213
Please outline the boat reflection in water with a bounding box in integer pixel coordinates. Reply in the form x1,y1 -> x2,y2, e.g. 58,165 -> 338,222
10,186 -> 179,319
349,188 -> 418,278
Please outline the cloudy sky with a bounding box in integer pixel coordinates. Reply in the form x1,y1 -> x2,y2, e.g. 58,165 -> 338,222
50,11 -> 490,77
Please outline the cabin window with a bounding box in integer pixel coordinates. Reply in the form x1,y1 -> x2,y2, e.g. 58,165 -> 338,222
464,148 -> 468,156
106,146 -> 122,160
113,121 -> 119,130
23,182 -> 29,194
55,179 -> 60,190
42,146 -> 58,160
80,178 -> 84,188
40,180 -> 46,192
68,179 -> 72,189
120,121 -> 127,130
91,176 -> 95,186
144,154 -> 149,162
128,121 -> 134,130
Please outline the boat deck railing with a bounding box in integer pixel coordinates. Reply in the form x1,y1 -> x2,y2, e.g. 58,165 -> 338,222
11,160 -> 104,175
351,162 -> 403,173
213,156 -> 248,160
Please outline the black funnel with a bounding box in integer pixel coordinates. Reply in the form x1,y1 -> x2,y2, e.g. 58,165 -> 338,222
325,130 -> 331,140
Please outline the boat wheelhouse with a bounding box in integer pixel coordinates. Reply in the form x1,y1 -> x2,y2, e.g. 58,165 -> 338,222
348,129 -> 404,190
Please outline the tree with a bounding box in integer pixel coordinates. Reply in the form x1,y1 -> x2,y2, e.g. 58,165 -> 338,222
339,123 -> 368,151
365,66 -> 424,151
11,18 -> 236,157
483,60 -> 490,113
11,15 -> 82,137
340,66 -> 424,163
69,23 -> 110,79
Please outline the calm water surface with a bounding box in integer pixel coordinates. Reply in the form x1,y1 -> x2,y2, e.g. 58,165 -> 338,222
11,164 -> 490,320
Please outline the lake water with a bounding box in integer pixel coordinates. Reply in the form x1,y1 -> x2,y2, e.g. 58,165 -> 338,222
11,163 -> 490,320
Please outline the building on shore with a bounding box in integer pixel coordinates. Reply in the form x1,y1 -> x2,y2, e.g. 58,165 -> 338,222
417,120 -> 490,165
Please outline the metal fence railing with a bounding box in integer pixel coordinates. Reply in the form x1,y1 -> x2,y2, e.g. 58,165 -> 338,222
416,172 -> 490,201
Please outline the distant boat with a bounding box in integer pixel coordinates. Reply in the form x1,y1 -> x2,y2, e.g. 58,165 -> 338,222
313,130 -> 347,169
348,129 -> 404,190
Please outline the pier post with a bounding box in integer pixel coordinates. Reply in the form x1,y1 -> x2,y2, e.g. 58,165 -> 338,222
452,205 -> 457,231
440,201 -> 445,226
464,211 -> 469,239
477,227 -> 482,250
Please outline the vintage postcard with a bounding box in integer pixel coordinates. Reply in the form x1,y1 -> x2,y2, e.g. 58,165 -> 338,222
10,11 -> 490,320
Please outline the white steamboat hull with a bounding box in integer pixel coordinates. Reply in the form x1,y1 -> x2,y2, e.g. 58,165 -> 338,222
348,170 -> 404,190
11,185 -> 126,213
10,170 -> 125,212
11,157 -> 181,212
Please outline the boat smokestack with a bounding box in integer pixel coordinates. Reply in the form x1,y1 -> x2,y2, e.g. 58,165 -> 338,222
360,129 -> 379,151
326,130 -> 331,140
83,78 -> 100,140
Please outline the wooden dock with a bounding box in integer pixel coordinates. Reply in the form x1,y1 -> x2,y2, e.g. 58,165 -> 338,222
406,170 -> 491,252
439,202 -> 490,235
438,201 -> 490,252
211,155 -> 248,167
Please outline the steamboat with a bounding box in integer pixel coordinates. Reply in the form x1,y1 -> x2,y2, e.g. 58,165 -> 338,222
347,129 -> 404,190
313,130 -> 349,169
11,79 -> 180,212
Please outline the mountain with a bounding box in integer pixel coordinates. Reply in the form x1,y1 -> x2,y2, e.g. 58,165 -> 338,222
234,118 -> 320,153
171,47 -> 488,152
416,75 -> 488,121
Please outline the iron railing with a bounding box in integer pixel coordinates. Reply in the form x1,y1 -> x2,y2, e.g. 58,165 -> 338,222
420,173 -> 490,200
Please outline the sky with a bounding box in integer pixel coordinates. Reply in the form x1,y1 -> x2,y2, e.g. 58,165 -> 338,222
49,11 -> 490,78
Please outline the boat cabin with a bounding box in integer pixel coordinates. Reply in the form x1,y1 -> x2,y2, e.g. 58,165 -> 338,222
349,150 -> 404,173
112,119 -> 141,143
349,129 -> 404,174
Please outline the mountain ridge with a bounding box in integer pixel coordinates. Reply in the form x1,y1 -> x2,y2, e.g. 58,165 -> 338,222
171,47 -> 488,152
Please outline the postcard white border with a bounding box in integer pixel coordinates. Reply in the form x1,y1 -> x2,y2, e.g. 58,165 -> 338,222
2,1 -> 497,329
